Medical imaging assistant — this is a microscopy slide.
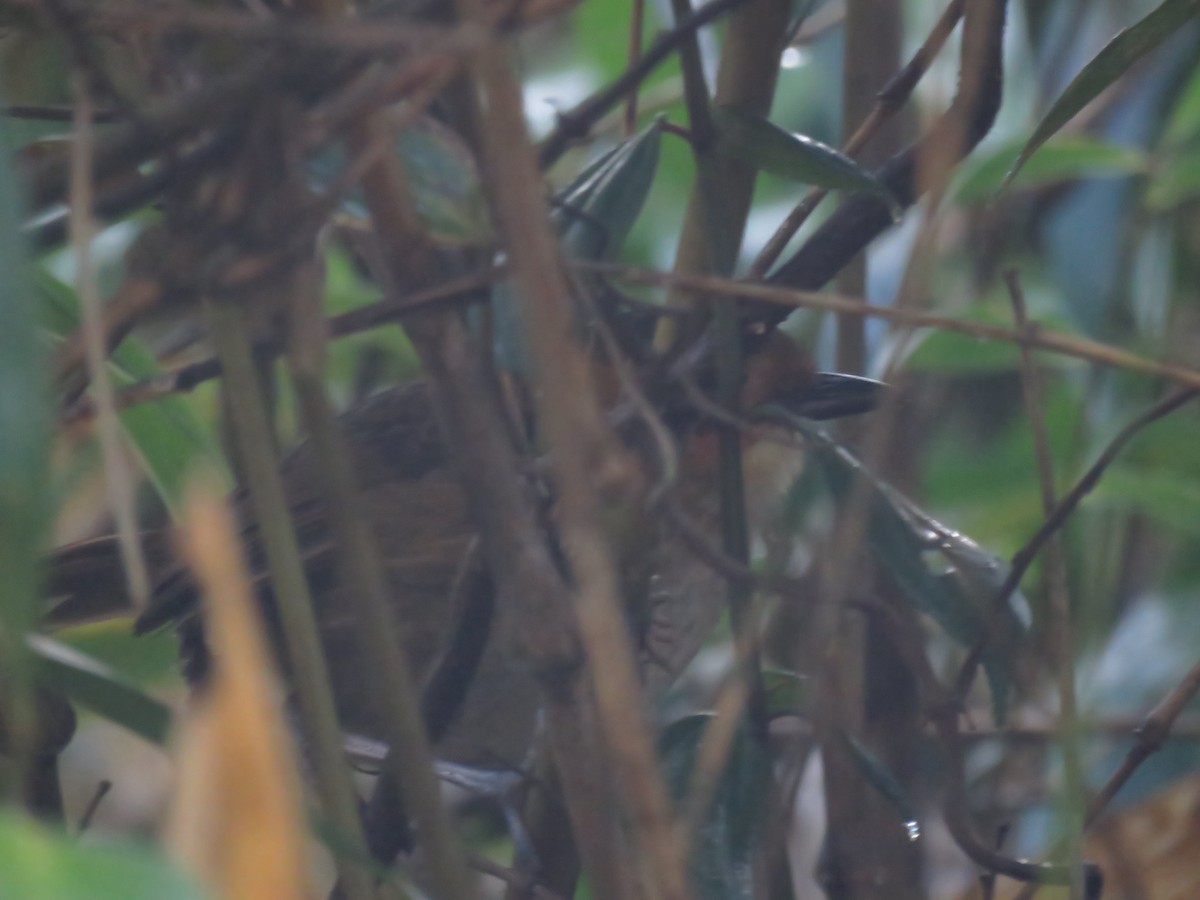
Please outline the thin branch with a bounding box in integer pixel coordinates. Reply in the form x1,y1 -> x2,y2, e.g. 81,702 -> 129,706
13,0 -> 571,55
1085,659 -> 1200,828
663,0 -> 795,756
755,0 -> 1004,333
1005,269 -> 1086,898
749,0 -> 965,279
287,275 -> 474,897
954,387 -> 1199,702
59,262 -> 1200,429
203,297 -> 378,900
2,104 -> 121,122
286,0 -> 480,892
623,0 -> 646,135
28,128 -> 241,251
867,599 -> 1103,894
76,780 -> 112,834
69,74 -> 150,610
582,263 -> 1200,392
679,600 -> 771,839
459,1 -> 693,895
28,52 -> 287,212
537,0 -> 749,167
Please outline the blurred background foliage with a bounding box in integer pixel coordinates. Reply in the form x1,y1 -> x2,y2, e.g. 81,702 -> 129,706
5,0 -> 1200,897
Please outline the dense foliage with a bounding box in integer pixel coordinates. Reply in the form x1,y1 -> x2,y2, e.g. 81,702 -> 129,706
4,1 -> 1200,898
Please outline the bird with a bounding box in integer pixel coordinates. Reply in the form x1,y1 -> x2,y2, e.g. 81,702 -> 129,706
43,336 -> 881,773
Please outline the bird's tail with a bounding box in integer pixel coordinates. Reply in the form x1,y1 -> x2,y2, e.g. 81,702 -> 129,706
42,532 -> 175,630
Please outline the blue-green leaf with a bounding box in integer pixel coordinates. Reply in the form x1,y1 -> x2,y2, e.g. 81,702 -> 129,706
310,116 -> 491,246
396,118 -> 492,245
712,106 -> 899,214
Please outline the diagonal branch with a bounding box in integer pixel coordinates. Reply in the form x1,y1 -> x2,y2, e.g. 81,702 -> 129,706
749,0 -> 1006,330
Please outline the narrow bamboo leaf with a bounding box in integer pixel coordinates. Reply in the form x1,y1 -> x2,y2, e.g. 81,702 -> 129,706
36,268 -> 230,511
839,733 -> 921,839
712,106 -> 899,214
396,117 -> 492,245
955,137 -> 1146,203
60,619 -> 180,687
555,117 -> 663,261
1006,0 -> 1200,187
886,488 -> 1030,724
30,635 -> 173,746
761,410 -> 1027,723
659,714 -> 771,900
309,116 -> 491,245
493,121 -> 663,375
0,811 -> 205,900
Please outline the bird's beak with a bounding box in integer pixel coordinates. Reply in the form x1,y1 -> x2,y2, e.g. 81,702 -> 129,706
768,372 -> 885,421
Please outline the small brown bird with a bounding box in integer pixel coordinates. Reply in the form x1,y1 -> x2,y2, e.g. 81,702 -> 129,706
44,339 -> 880,771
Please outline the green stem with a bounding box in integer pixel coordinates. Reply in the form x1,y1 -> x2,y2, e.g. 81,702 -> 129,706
288,362 -> 475,900
204,297 -> 378,900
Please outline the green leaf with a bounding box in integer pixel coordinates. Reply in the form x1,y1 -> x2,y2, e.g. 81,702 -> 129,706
712,106 -> 899,213
30,635 -> 173,746
320,247 -> 421,400
1144,153 -> 1200,209
659,714 -> 771,900
59,619 -> 180,687
1006,0 -> 1200,186
36,269 -> 229,511
554,118 -> 664,261
0,811 -> 206,900
762,413 -> 1028,723
955,136 -> 1146,203
396,117 -> 492,245
903,328 -> 1025,374
839,734 -> 920,837
310,117 -> 491,246
493,121 -> 663,375
1089,465 -> 1200,537
0,119 -> 53,771
761,668 -> 808,718
902,286 -> 1083,375
1159,58 -> 1200,148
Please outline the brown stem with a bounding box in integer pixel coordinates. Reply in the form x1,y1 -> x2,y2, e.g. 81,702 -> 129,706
459,2 -> 692,895
624,0 -> 646,135
1086,659 -> 1200,828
